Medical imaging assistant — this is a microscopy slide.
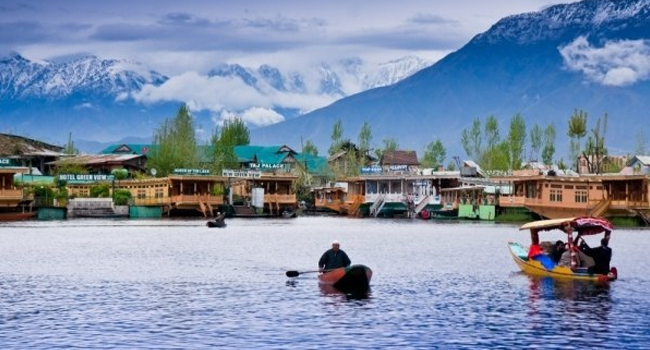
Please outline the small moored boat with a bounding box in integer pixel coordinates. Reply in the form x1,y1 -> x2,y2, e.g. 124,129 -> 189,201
509,217 -> 617,283
319,264 -> 372,294
206,220 -> 226,228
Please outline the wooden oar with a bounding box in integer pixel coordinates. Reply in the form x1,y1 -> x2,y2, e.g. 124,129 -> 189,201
286,269 -> 326,277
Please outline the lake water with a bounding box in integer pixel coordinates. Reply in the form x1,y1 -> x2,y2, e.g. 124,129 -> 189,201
1,217 -> 649,349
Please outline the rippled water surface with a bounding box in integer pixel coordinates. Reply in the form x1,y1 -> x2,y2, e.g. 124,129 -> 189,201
1,217 -> 649,349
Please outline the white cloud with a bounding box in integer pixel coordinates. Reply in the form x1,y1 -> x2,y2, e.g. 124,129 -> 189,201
559,36 -> 650,86
218,107 -> 286,127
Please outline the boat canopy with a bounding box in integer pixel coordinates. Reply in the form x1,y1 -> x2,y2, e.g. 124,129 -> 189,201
520,217 -> 613,236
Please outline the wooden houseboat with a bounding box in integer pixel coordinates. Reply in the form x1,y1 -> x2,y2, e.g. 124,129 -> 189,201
227,171 -> 298,217
0,161 -> 33,220
66,172 -> 227,218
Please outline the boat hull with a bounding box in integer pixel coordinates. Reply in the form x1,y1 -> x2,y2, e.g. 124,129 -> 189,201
508,242 -> 616,282
319,264 -> 372,294
206,220 -> 226,228
0,212 -> 35,221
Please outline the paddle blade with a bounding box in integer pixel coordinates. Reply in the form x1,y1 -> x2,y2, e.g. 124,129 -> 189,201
286,271 -> 300,277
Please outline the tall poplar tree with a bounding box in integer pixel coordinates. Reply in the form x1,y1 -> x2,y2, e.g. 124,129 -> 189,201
147,104 -> 199,176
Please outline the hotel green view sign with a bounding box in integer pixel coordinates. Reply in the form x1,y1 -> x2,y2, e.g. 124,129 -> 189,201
59,174 -> 115,183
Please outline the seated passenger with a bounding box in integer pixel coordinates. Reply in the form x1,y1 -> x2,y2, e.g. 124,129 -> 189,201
558,243 -> 572,267
551,240 -> 565,263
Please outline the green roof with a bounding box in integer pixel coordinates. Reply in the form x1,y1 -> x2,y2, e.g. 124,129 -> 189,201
101,144 -> 154,155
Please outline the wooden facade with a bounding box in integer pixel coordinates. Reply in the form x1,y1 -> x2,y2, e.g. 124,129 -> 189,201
229,173 -> 298,215
0,167 -> 29,208
67,175 -> 227,217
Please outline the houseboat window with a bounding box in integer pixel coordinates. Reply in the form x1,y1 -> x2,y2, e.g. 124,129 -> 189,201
576,185 -> 588,190
380,182 -> 389,194
596,186 -> 603,190
138,189 -> 146,199
525,184 -> 537,198
550,184 -> 562,189
564,185 -> 574,189
155,189 -> 164,198
367,181 -> 377,194
574,190 -> 588,203
391,181 -> 401,194
550,189 -> 563,202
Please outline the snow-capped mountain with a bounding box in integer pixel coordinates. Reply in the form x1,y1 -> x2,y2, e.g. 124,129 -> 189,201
0,53 -> 168,100
207,56 -> 430,97
250,0 -> 650,158
0,52 -> 429,151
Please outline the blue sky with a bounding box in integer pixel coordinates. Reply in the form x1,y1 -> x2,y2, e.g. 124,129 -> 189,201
1,0 -> 581,129
1,0 -> 578,75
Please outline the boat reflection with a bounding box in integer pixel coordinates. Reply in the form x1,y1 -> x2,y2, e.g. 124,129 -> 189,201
319,283 -> 372,300
526,275 -> 612,324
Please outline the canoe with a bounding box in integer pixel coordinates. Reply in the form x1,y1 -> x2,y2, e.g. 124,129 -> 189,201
319,264 -> 372,294
508,242 -> 616,282
206,220 -> 226,228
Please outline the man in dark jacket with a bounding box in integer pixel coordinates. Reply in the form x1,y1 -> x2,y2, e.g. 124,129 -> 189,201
318,240 -> 351,271
580,238 -> 612,275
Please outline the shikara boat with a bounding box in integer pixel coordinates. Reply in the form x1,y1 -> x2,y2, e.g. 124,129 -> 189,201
206,220 -> 226,228
509,217 -> 617,282
318,264 -> 373,294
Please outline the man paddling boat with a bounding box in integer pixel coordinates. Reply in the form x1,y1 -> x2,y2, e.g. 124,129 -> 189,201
318,240 -> 351,271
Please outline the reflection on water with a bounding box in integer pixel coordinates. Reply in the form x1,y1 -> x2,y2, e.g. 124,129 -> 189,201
1,217 -> 649,349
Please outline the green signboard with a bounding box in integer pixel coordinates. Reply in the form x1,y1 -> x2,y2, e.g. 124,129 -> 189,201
0,158 -> 17,167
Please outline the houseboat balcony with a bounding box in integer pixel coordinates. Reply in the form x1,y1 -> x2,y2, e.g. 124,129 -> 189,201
499,196 -> 526,207
0,188 -> 23,200
610,199 -> 650,210
365,193 -> 405,203
264,193 -> 296,204
172,194 -> 224,206
131,197 -> 170,206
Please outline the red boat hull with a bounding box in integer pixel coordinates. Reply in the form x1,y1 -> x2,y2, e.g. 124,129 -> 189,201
319,264 -> 372,294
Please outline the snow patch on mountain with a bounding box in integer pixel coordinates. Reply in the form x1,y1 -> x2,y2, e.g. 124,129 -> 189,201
560,36 -> 650,86
477,0 -> 650,44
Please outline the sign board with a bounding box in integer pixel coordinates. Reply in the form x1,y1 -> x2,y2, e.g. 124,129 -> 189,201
249,162 -> 289,170
361,166 -> 382,174
173,168 -> 210,175
59,174 -> 115,183
0,158 -> 16,167
388,165 -> 408,171
222,169 -> 262,178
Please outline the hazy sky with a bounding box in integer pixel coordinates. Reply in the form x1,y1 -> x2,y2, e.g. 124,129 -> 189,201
1,0 -> 579,75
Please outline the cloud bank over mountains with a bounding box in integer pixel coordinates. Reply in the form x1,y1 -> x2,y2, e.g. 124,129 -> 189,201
560,36 -> 650,86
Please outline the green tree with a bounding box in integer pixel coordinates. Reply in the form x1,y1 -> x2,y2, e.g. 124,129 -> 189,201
583,113 -> 608,174
328,120 -> 344,156
542,123 -> 556,165
635,129 -> 647,156
446,160 -> 457,171
461,118 -> 482,159
421,139 -> 446,169
567,109 -> 588,171
482,115 -> 501,170
375,138 -> 399,160
210,116 -> 251,174
302,139 -> 318,156
506,113 -> 527,171
64,132 -> 78,155
147,104 -> 199,176
529,123 -> 543,162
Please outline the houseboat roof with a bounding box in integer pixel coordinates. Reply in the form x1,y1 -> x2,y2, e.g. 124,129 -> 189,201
101,144 -> 153,155
381,150 -> 419,165
0,133 -> 65,157
47,154 -> 145,166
